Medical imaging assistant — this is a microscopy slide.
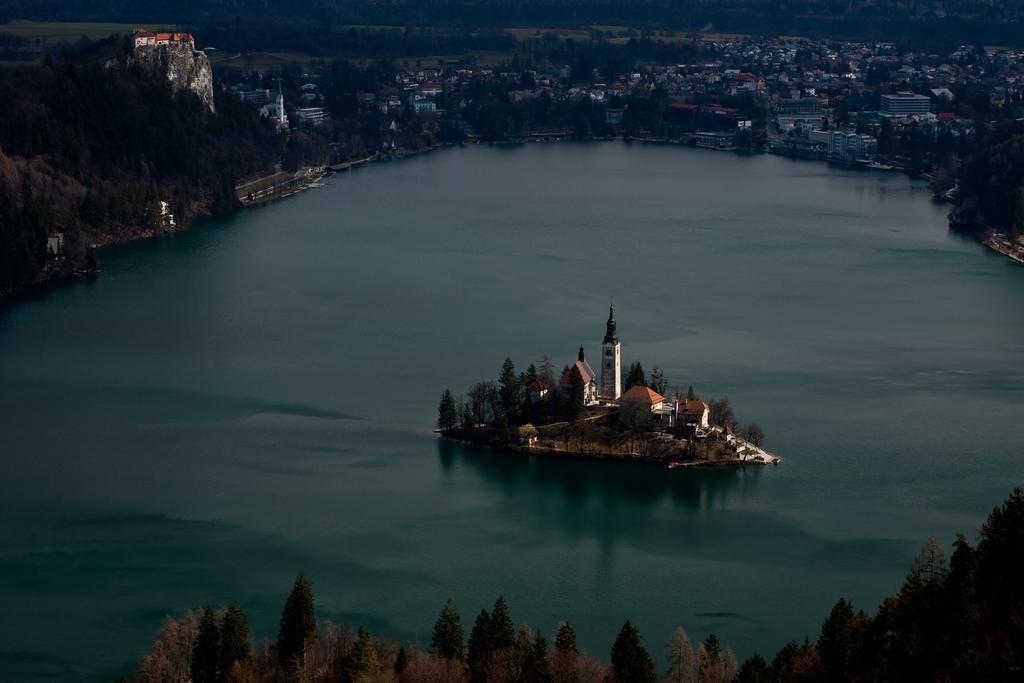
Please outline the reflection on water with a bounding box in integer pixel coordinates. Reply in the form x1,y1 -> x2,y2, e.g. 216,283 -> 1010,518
438,439 -> 763,512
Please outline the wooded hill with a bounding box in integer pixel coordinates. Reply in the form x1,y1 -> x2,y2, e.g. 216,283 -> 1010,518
0,37 -> 310,301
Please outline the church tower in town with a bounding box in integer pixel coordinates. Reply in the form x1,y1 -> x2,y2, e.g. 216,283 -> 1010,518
601,304 -> 621,400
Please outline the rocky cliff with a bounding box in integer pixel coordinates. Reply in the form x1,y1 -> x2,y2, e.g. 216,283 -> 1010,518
133,43 -> 215,112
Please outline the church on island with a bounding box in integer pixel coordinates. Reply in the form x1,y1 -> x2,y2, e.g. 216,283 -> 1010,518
556,305 -> 711,433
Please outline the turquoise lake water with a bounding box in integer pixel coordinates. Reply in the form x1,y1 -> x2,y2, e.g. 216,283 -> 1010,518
1,141 -> 1023,680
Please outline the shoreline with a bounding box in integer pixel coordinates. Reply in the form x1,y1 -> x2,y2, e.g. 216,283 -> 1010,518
0,136 -> 999,307
438,428 -> 781,469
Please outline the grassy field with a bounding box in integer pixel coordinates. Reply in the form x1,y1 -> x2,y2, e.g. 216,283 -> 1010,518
207,51 -> 320,72
0,20 -> 178,45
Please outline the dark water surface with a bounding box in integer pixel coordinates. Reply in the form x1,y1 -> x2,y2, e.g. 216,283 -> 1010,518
2,142 -> 1023,680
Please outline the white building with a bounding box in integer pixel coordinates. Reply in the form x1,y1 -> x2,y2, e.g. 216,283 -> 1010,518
601,305 -> 622,400
295,107 -> 326,126
809,130 -> 877,162
880,92 -> 930,117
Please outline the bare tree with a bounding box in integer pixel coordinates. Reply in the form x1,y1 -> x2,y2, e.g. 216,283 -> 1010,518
665,626 -> 696,683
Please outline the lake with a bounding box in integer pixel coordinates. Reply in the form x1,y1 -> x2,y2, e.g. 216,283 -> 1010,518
2,141 -> 1023,681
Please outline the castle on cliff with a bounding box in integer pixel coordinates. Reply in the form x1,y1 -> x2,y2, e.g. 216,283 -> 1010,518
133,30 -> 196,50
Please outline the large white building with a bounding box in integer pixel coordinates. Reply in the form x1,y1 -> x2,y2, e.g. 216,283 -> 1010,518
880,92 -> 931,117
601,305 -> 622,400
809,130 -> 877,162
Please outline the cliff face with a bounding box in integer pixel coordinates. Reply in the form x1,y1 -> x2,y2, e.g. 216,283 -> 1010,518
134,43 -> 215,112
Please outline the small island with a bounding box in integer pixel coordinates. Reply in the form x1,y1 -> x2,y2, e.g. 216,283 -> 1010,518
436,306 -> 780,468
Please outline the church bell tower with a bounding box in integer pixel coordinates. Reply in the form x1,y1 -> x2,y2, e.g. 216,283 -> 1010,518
601,304 -> 621,400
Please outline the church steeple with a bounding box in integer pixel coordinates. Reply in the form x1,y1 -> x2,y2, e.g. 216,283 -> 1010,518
603,304 -> 618,344
600,302 -> 622,400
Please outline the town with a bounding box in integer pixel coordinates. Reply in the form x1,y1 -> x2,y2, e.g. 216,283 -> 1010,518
436,306 -> 780,467
214,29 -> 1024,262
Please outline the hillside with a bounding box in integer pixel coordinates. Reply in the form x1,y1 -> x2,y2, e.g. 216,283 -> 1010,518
0,37 -> 291,301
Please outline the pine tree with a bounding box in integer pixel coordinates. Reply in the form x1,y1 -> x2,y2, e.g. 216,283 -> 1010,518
687,385 -> 697,400
394,646 -> 409,674
468,608 -> 493,672
735,654 -> 770,683
431,598 -> 466,660
219,602 -> 252,680
625,362 -> 646,390
554,621 -> 577,654
498,358 -> 520,423
278,571 -> 316,673
523,630 -> 551,682
610,620 -> 656,683
344,626 -> 381,681
490,595 -> 515,650
437,389 -> 458,431
191,607 -> 220,683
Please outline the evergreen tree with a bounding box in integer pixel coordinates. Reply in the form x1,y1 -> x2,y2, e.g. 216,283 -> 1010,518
219,602 -> 251,681
344,626 -> 381,681
468,608 -> 493,673
735,654 -> 770,683
278,571 -> 316,673
817,598 -> 858,682
522,630 -> 551,682
437,389 -> 458,431
610,620 -> 656,683
625,362 -> 646,389
394,646 -> 409,674
554,621 -> 577,653
461,402 -> 475,431
567,370 -> 585,419
498,358 -> 521,423
490,595 -> 515,650
431,598 -> 466,660
687,385 -> 697,400
191,607 -> 220,683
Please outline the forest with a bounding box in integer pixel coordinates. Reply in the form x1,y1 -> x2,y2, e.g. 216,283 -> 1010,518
0,37 -> 324,301
127,486 -> 1024,682
4,0 -> 1024,46
953,121 -> 1024,241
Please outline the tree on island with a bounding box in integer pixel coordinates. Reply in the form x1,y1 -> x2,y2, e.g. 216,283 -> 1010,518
190,607 -> 219,683
567,370 -> 585,419
649,366 -> 668,396
431,599 -> 466,661
278,571 -> 316,674
708,398 -> 736,430
538,355 -> 555,388
498,358 -> 521,424
739,423 -> 765,448
625,362 -> 647,390
437,389 -> 458,431
610,620 -> 657,683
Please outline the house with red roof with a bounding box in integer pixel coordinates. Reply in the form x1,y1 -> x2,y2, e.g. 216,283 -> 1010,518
618,385 -> 667,427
